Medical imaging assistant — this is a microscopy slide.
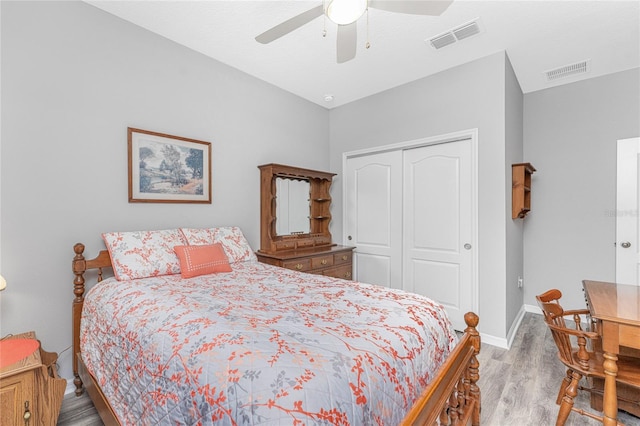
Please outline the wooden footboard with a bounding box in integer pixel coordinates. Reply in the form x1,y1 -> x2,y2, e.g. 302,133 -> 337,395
401,312 -> 481,425
72,243 -> 481,425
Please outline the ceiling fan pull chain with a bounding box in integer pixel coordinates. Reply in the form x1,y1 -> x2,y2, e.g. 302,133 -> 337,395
366,4 -> 371,49
322,0 -> 327,37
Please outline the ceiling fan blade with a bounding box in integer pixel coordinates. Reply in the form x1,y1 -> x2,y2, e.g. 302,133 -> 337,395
336,22 -> 357,64
369,0 -> 453,16
255,5 -> 324,44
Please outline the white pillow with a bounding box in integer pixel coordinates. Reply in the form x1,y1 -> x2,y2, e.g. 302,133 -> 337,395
179,227 -> 257,263
102,229 -> 187,281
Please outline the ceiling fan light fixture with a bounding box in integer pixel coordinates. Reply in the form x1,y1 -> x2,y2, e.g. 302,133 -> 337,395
326,0 -> 367,25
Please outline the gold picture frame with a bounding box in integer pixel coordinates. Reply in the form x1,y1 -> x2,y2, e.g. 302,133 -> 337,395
128,127 -> 212,203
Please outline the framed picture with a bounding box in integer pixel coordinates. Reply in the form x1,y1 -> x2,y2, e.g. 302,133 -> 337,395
128,127 -> 212,203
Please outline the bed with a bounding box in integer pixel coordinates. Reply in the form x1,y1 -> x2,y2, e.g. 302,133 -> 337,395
71,227 -> 481,425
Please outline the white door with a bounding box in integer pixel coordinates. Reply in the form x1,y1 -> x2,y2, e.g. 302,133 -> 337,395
345,151 -> 403,288
403,140 -> 474,330
616,137 -> 640,285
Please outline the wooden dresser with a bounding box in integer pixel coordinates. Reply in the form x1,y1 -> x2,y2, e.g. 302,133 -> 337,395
257,163 -> 354,281
257,245 -> 354,280
0,331 -> 66,426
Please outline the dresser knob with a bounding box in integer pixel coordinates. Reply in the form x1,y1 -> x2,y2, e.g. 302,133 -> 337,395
321,259 -> 327,265
345,272 -> 352,279
295,264 -> 303,270
341,255 -> 348,261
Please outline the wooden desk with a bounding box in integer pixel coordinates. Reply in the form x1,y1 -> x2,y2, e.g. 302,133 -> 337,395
582,280 -> 640,426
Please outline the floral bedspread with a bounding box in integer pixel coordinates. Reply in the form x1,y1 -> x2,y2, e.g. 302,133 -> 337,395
81,261 -> 457,425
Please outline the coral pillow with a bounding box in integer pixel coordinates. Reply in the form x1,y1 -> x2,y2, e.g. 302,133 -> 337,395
174,244 -> 232,278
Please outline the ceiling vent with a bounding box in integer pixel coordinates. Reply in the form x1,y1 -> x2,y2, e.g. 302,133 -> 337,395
545,60 -> 591,81
428,18 -> 482,50
430,32 -> 457,49
452,21 -> 481,40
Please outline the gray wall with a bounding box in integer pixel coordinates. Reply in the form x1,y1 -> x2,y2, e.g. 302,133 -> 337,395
0,1 -> 329,381
523,68 -> 640,312
328,52 -> 511,340
504,55 -> 525,336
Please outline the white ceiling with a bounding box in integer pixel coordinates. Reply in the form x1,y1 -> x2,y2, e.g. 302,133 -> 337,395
85,0 -> 640,109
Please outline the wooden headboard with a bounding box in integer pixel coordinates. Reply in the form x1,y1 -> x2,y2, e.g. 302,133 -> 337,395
71,243 -> 112,395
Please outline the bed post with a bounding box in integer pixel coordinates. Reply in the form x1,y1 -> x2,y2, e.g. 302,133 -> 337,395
72,243 -> 87,396
464,311 -> 481,426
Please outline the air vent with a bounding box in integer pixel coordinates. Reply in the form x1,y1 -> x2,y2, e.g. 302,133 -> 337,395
430,33 -> 456,49
427,18 -> 482,50
452,21 -> 481,40
545,60 -> 591,81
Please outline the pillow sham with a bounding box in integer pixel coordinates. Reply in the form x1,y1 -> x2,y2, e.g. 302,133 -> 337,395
102,229 -> 186,281
179,227 -> 257,263
174,244 -> 232,278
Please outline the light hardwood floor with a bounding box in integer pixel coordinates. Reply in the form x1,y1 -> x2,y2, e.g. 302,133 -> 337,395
57,313 -> 640,425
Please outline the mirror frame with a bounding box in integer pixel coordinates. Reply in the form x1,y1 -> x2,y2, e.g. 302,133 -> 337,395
258,163 -> 336,253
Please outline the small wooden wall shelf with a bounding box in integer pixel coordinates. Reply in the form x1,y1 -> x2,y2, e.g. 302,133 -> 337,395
512,163 -> 536,219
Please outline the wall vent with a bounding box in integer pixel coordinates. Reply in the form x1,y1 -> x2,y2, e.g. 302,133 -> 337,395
545,60 -> 591,81
427,18 -> 482,50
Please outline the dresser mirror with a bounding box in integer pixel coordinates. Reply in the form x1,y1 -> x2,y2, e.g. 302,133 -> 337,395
274,177 -> 310,235
258,163 -> 336,253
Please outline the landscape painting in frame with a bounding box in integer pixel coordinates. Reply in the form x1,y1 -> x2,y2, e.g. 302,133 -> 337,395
128,128 -> 212,203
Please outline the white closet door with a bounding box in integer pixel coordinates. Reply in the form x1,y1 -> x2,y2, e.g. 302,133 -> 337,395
616,137 -> 640,285
403,139 -> 474,330
345,151 -> 403,288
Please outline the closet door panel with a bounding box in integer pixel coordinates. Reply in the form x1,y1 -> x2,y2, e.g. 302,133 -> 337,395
412,155 -> 460,252
356,254 -> 392,287
345,151 -> 402,288
403,139 -> 473,331
410,260 -> 460,311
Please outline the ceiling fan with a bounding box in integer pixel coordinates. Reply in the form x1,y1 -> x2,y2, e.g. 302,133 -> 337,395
255,0 -> 453,63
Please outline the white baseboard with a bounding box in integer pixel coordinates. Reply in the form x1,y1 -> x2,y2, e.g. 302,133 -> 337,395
479,304 -> 543,350
524,303 -> 542,315
505,305 -> 527,349
65,379 -> 76,395
480,332 -> 509,349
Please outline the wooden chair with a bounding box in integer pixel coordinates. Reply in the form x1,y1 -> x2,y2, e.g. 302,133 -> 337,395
536,289 -> 640,426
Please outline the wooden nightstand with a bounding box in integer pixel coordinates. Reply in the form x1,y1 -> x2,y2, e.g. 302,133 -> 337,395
0,331 -> 66,426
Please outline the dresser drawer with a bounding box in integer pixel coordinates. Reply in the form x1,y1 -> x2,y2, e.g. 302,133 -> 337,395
275,240 -> 296,251
296,239 -> 316,249
334,252 -> 352,265
282,258 -> 311,272
323,265 -> 353,280
311,255 -> 334,269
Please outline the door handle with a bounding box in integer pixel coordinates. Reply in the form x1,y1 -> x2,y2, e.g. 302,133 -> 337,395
464,243 -> 472,250
621,241 -> 631,249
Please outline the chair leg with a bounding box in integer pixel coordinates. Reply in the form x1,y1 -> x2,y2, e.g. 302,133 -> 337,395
556,371 -> 582,426
557,369 -> 573,405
